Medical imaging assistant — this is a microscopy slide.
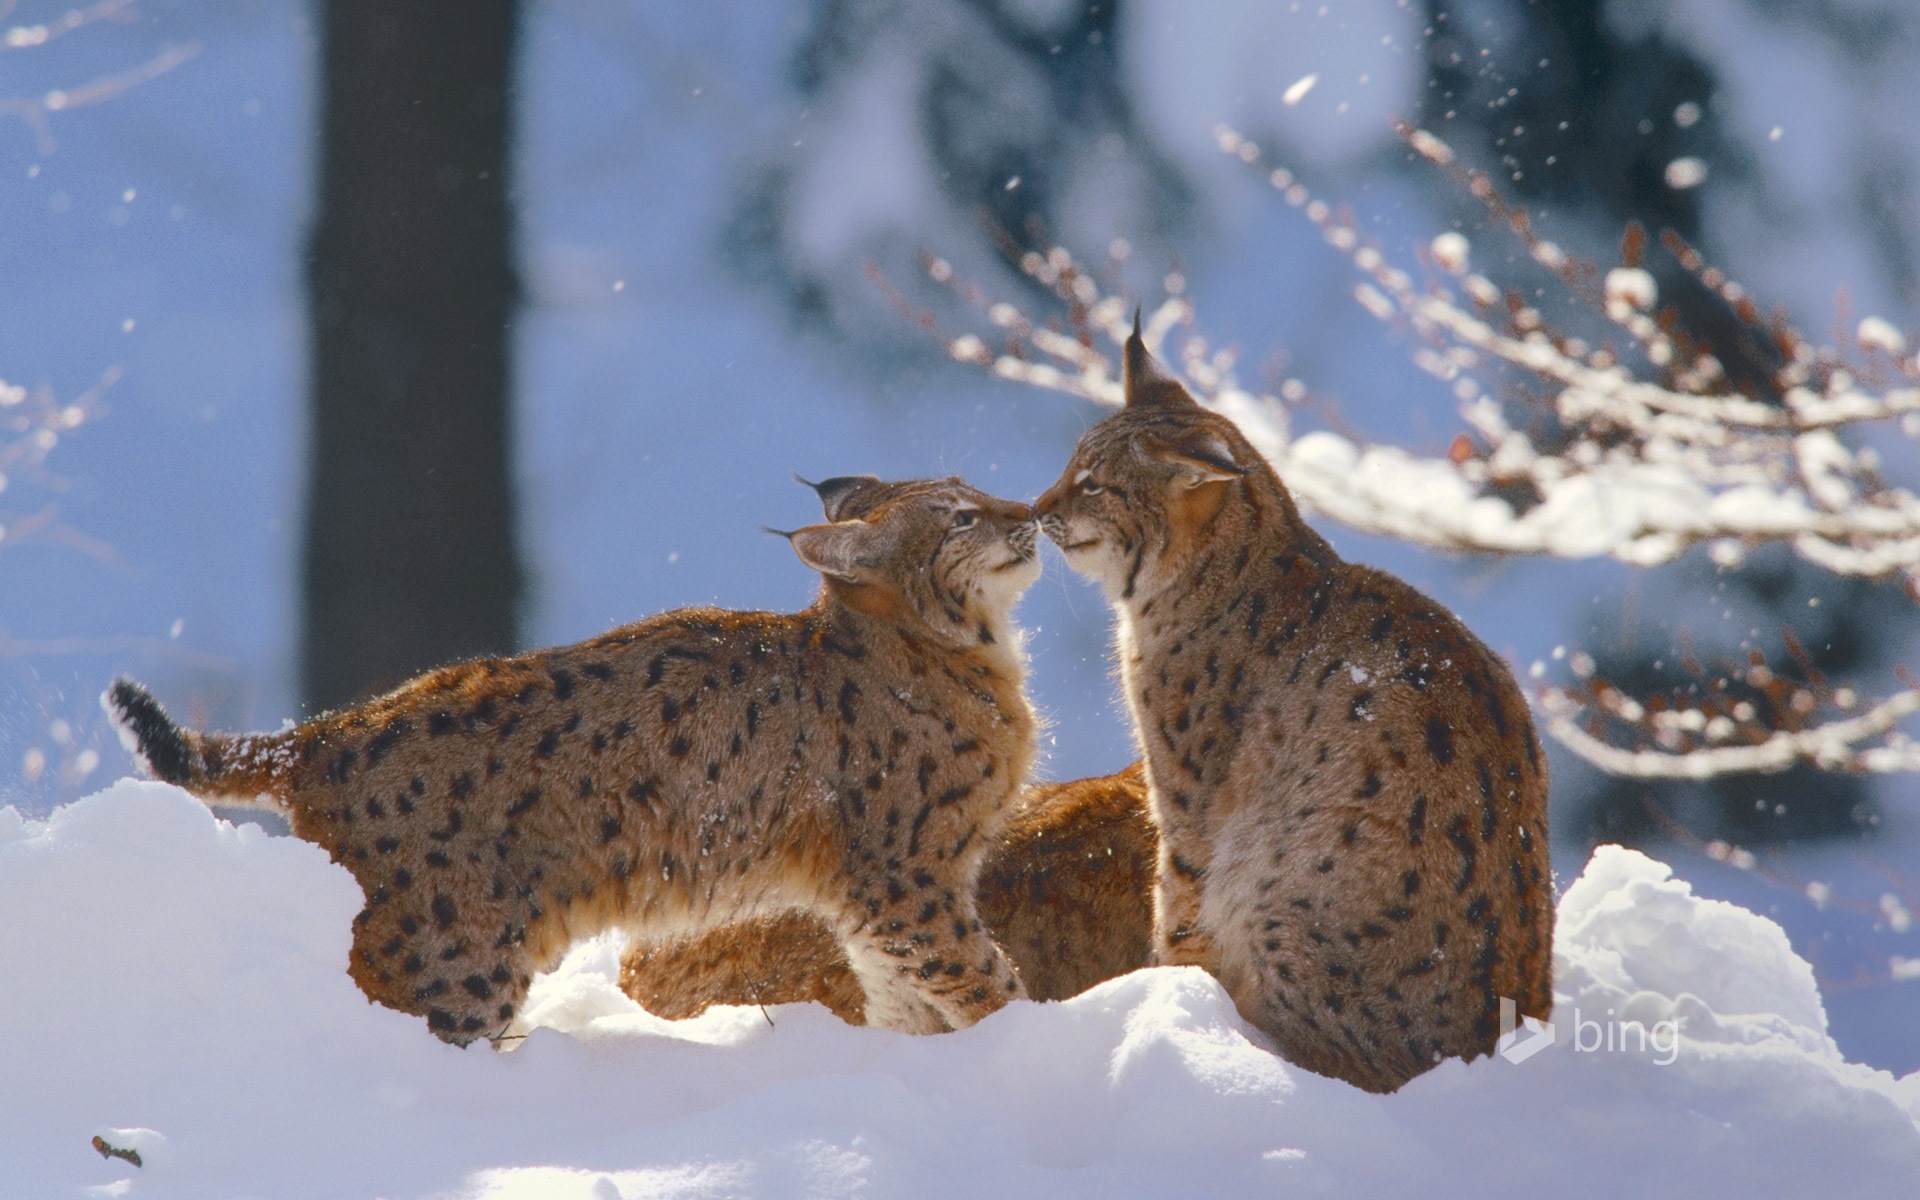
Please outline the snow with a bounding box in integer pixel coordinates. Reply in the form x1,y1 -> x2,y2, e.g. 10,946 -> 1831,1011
1858,317 -> 1908,357
1662,156 -> 1709,190
1603,267 -> 1659,315
3,781 -> 1916,1198
1884,893 -> 1915,934
1429,230 -> 1470,274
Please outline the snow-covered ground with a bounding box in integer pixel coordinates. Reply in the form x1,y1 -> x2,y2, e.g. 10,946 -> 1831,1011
4,779 -> 1915,1198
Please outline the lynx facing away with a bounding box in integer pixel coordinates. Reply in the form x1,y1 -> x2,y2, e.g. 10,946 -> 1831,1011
1033,325 -> 1553,1092
619,764 -> 1154,1020
108,477 -> 1042,1042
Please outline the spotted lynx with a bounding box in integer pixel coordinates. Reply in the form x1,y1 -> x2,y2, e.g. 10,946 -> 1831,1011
107,476 -> 1042,1042
1033,323 -> 1554,1092
619,764 -> 1154,1020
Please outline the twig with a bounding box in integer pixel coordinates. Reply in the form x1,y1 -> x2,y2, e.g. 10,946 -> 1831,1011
0,0 -> 139,53
90,1135 -> 141,1168
0,41 -> 199,153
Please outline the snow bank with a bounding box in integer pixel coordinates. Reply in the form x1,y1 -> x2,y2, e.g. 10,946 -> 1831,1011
3,781 -> 1916,1198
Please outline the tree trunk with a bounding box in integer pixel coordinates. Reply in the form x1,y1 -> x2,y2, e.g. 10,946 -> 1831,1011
303,1 -> 522,712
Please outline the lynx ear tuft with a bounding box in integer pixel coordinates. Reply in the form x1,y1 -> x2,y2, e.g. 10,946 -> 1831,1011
1139,429 -> 1246,485
788,520 -> 889,582
1124,317 -> 1200,410
796,473 -> 886,522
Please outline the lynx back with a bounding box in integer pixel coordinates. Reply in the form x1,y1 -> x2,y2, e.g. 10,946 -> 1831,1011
109,477 -> 1043,1042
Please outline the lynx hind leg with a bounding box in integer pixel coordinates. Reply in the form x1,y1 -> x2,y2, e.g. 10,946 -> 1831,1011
834,879 -> 1026,1034
619,911 -> 867,1024
346,886 -> 539,1045
1199,806 -> 1438,1094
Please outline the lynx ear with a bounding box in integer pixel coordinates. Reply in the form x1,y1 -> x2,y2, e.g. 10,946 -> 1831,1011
1137,429 -> 1246,485
1124,309 -> 1199,410
786,520 -> 890,582
796,473 -> 885,522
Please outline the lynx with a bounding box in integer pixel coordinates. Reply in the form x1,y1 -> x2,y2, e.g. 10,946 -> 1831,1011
107,476 -> 1043,1042
619,764 -> 1153,1020
1032,322 -> 1554,1092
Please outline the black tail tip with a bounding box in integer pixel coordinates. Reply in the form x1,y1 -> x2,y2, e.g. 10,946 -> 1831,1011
102,678 -> 193,784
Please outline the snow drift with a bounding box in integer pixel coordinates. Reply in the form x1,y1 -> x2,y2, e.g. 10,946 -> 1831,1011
2,780 -> 1916,1198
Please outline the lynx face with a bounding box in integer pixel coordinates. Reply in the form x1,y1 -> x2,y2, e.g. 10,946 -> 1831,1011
793,476 -> 1040,646
1034,405 -> 1256,606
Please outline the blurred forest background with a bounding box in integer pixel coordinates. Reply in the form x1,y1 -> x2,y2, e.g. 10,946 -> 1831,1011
1,0 -> 1915,1070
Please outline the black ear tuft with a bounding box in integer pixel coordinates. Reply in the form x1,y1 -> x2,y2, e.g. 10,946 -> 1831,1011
1123,318 -> 1199,410
798,474 -> 886,521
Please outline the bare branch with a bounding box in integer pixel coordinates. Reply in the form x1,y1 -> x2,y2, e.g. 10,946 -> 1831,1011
0,39 -> 198,152
1,0 -> 138,53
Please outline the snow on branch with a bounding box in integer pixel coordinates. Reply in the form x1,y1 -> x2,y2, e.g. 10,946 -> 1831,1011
1543,651 -> 1920,778
921,125 -> 1920,782
933,127 -> 1920,582
1547,687 -> 1920,777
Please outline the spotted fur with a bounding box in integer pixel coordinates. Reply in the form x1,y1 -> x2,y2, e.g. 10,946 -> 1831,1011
1032,324 -> 1554,1092
107,477 -> 1042,1042
619,763 -> 1154,1018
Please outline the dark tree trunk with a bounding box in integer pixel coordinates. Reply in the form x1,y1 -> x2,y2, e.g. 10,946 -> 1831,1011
304,1 -> 522,712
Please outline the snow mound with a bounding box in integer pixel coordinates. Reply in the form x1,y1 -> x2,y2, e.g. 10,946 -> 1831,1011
3,782 -> 1916,1198
1557,843 -> 1831,1051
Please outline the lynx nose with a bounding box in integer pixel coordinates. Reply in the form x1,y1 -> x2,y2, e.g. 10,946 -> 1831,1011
1008,520 -> 1038,555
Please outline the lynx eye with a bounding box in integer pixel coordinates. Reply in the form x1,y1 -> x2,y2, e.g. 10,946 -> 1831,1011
1074,469 -> 1104,496
951,508 -> 979,529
